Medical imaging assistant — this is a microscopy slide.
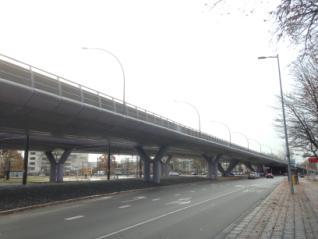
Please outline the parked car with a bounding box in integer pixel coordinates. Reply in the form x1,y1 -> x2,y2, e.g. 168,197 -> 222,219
248,172 -> 257,179
266,173 -> 274,178
169,171 -> 179,176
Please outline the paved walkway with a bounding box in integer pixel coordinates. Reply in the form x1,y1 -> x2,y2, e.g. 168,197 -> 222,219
223,178 -> 318,239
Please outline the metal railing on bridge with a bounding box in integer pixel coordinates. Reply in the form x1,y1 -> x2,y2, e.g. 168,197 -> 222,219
0,53 -> 279,161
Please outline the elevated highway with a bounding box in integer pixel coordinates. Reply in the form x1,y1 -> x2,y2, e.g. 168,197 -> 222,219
0,54 -> 287,183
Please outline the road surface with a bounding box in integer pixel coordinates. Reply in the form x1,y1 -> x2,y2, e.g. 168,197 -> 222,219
0,177 -> 283,239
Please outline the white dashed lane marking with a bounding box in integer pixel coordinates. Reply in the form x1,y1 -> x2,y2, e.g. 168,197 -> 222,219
166,197 -> 192,206
122,196 -> 146,203
152,198 -> 160,201
118,205 -> 131,209
65,215 -> 84,221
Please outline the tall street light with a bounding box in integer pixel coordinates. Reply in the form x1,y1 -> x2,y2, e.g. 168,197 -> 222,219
209,120 -> 231,145
82,47 -> 126,106
232,131 -> 249,150
248,138 -> 262,153
174,100 -> 201,134
263,144 -> 273,155
258,54 -> 294,194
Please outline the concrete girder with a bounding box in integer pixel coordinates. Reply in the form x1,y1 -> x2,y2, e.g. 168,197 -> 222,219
45,149 -> 72,183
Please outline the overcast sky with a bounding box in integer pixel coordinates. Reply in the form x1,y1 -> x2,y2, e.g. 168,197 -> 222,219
0,0 -> 300,159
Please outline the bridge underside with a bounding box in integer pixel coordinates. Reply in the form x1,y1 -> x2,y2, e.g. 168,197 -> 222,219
0,55 -> 288,184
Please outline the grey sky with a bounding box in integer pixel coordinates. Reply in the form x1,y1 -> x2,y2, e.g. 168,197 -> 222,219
0,0 -> 299,158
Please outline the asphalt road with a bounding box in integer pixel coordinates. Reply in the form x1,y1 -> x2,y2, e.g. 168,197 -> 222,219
0,177 -> 284,239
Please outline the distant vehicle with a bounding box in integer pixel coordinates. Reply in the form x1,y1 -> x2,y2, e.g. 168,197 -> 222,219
248,172 -> 257,179
169,171 -> 179,176
266,173 -> 274,178
191,172 -> 197,175
300,174 -> 305,178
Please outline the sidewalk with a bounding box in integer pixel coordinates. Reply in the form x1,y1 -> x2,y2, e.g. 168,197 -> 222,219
222,178 -> 318,239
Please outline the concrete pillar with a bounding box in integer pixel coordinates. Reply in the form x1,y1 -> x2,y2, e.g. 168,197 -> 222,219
256,164 -> 264,173
135,145 -> 168,184
49,161 -> 57,182
135,146 -> 151,182
161,155 -> 172,177
153,159 -> 161,184
45,149 -> 72,183
144,158 -> 151,182
218,162 -> 226,176
225,160 -> 239,176
152,146 -> 167,184
203,154 -> 222,179
244,162 -> 255,172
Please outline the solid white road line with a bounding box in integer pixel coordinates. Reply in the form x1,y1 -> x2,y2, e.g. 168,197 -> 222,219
65,215 -> 84,221
94,188 -> 242,239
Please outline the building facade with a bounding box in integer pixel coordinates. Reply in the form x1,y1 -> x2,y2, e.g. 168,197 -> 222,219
28,151 -> 89,176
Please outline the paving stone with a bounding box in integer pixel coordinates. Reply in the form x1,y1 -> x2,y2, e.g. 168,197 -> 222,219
221,178 -> 318,239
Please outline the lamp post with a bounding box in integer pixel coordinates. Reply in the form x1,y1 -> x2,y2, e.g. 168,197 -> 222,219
258,54 -> 294,194
174,100 -> 201,134
232,131 -> 249,149
248,138 -> 262,153
263,144 -> 273,155
82,47 -> 126,106
209,120 -> 231,145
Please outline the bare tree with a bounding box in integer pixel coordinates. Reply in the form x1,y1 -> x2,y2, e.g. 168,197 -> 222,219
274,0 -> 318,56
281,55 -> 318,157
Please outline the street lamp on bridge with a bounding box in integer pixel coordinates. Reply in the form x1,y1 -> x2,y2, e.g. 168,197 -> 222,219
248,138 -> 262,153
232,131 -> 249,150
174,100 -> 201,135
209,120 -> 231,146
82,47 -> 126,106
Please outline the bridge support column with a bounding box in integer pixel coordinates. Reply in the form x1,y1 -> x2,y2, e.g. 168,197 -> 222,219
153,159 -> 161,184
136,146 -> 168,184
256,164 -> 264,174
203,154 -> 222,179
244,162 -> 255,172
225,159 -> 239,176
135,146 -> 151,182
45,149 -> 72,183
218,162 -> 226,176
161,155 -> 172,177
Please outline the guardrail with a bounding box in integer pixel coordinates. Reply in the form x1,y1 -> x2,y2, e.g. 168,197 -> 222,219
0,53 -> 281,161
